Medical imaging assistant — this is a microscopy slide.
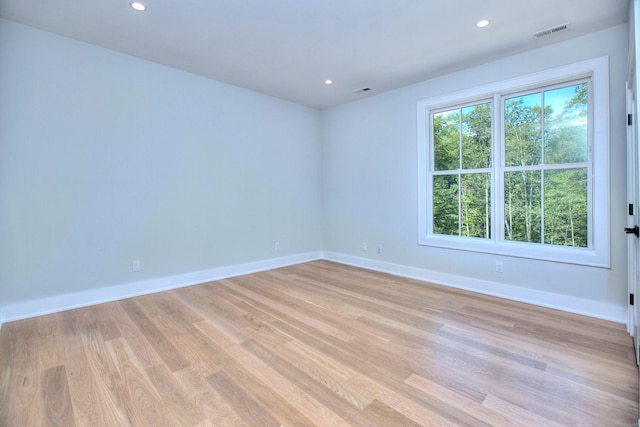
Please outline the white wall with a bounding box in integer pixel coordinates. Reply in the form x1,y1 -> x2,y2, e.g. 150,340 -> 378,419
0,19 -> 322,316
321,24 -> 630,321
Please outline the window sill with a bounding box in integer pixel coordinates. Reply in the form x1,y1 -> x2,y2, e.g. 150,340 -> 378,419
418,235 -> 609,268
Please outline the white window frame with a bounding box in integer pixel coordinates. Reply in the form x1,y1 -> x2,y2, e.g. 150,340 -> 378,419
417,56 -> 610,267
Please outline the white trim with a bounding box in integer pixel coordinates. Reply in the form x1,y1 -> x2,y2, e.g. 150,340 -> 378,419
417,56 -> 610,268
322,251 -> 626,323
0,250 -> 625,325
0,252 -> 322,323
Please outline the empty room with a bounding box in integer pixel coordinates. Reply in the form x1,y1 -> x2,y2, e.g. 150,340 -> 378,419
1,0 -> 639,425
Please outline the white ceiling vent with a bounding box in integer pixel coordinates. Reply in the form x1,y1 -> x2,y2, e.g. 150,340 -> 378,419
533,22 -> 571,39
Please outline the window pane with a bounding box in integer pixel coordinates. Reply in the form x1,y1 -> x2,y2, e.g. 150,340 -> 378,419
433,110 -> 460,171
505,93 -> 542,167
460,173 -> 491,238
544,83 -> 588,164
504,170 -> 541,242
462,103 -> 492,169
433,174 -> 459,235
544,168 -> 588,247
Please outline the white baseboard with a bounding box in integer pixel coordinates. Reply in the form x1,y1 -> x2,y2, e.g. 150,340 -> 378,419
0,250 -> 626,325
321,251 -> 627,324
0,251 -> 322,323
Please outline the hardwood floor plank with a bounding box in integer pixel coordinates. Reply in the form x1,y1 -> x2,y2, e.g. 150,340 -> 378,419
80,327 -> 136,426
171,287 -> 250,345
206,370 -> 282,427
282,340 -> 376,409
56,310 -> 85,359
204,293 -> 293,348
404,372 -> 558,427
65,350 -> 116,426
439,321 -> 637,389
173,362 -> 248,427
119,298 -> 190,372
363,399 -> 423,427
6,318 -> 42,426
241,338 -> 385,426
74,304 -> 122,342
205,334 -> 351,426
193,319 -> 245,352
106,338 -> 174,427
37,314 -> 66,371
207,343 -> 320,426
346,374 -> 455,426
133,296 -> 223,374
102,301 -> 164,369
1,260 -> 637,425
219,277 -> 356,343
480,393 -> 565,427
41,365 -> 75,427
144,292 -> 204,325
0,320 -> 15,426
146,364 -> 205,425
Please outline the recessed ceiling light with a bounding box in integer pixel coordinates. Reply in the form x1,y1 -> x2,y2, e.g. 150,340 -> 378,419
324,79 -> 333,85
130,1 -> 146,11
476,19 -> 490,28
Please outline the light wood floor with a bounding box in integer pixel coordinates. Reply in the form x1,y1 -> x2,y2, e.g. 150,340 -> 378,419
1,260 -> 638,426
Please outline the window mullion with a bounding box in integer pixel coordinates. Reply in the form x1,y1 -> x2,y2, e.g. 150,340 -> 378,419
540,91 -> 546,245
458,173 -> 462,236
458,109 -> 463,237
493,93 -> 503,243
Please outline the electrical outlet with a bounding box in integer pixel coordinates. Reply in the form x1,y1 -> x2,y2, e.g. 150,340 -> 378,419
496,261 -> 503,273
132,260 -> 141,272
275,241 -> 280,251
376,244 -> 382,254
362,242 -> 367,252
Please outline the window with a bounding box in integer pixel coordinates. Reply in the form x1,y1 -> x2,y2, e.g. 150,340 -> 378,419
432,101 -> 493,239
417,57 -> 609,267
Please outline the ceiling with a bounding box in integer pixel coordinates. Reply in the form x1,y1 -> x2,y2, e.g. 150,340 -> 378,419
0,0 -> 630,109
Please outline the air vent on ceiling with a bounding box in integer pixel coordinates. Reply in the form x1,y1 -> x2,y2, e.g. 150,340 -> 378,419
533,22 -> 571,39
354,87 -> 371,94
